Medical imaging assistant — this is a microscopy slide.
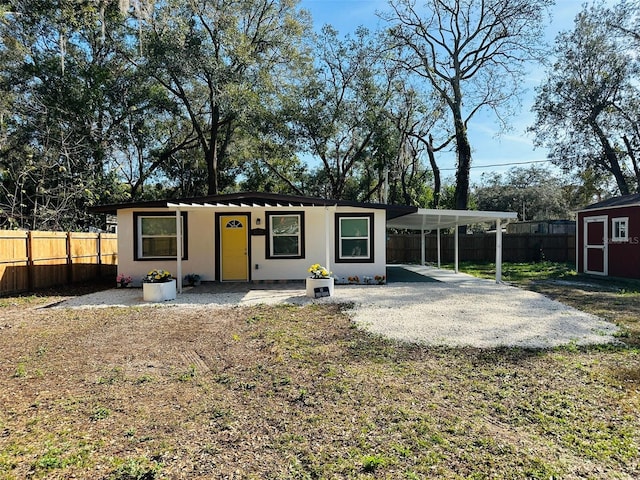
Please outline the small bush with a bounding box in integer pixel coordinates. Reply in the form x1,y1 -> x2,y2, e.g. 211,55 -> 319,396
362,454 -> 387,472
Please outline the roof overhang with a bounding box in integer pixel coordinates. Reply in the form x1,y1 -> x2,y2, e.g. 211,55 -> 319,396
89,192 -> 416,220
386,208 -> 518,231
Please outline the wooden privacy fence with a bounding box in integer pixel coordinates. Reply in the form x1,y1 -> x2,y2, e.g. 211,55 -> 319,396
0,231 -> 118,295
387,233 -> 576,265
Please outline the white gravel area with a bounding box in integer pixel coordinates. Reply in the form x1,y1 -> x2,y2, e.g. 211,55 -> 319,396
54,267 -> 620,349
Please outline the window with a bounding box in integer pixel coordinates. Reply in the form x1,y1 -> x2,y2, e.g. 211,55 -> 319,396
266,212 -> 304,258
336,213 -> 374,263
134,213 -> 187,260
226,219 -> 243,229
612,217 -> 629,242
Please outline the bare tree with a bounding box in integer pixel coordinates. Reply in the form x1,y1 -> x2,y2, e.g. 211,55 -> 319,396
385,0 -> 552,213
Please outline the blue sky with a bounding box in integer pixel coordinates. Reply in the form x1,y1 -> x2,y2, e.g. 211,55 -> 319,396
298,0 -> 597,185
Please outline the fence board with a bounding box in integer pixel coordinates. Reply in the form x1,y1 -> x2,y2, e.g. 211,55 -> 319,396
100,235 -> 118,267
0,231 -> 29,294
0,231 -> 118,295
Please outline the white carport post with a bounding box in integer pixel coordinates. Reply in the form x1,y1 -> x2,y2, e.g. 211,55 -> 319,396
175,208 -> 183,294
495,218 -> 502,283
436,228 -> 441,268
324,206 -> 332,274
420,214 -> 426,266
454,217 -> 459,274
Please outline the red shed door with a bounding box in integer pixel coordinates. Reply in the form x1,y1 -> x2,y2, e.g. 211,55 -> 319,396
583,216 -> 608,275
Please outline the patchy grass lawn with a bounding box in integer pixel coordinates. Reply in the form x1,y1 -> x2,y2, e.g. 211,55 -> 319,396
0,270 -> 639,479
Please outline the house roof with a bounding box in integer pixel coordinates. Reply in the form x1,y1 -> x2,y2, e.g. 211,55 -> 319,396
579,193 -> 640,211
91,191 -> 518,229
89,191 -> 417,220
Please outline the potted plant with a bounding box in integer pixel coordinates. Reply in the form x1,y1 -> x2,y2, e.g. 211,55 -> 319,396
184,273 -> 201,286
116,273 -> 132,288
142,269 -> 176,302
305,263 -> 334,298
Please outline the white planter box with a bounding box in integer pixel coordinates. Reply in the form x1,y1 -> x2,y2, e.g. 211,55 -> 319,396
143,279 -> 177,302
305,277 -> 334,298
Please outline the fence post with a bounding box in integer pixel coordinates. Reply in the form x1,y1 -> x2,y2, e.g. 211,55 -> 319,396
66,232 -> 73,285
26,231 -> 34,291
98,233 -> 103,277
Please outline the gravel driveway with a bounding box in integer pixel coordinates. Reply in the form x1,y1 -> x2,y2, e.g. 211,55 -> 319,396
56,266 -> 619,349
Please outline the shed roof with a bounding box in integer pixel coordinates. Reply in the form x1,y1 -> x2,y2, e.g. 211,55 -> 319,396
580,193 -> 640,211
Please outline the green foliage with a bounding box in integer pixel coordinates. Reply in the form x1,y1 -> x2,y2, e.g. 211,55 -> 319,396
31,441 -> 93,475
529,1 -> 640,195
3,0 -> 635,230
90,406 -> 111,421
474,166 -> 576,220
362,453 -> 388,472
12,362 -> 27,378
0,0 -> 314,228
294,26 -> 399,200
446,261 -> 575,282
109,457 -> 161,480
178,364 -> 197,382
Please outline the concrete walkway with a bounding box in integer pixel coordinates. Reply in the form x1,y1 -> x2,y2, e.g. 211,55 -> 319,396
53,265 -> 479,309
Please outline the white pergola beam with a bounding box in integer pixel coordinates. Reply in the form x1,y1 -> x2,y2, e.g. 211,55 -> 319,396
454,218 -> 459,274
175,209 -> 183,293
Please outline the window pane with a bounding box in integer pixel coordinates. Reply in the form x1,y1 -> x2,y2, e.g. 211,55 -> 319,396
341,218 -> 368,237
342,239 -> 368,257
272,236 -> 299,255
142,237 -> 177,257
272,216 -> 299,235
614,219 -> 627,239
141,217 -> 176,235
619,222 -> 626,236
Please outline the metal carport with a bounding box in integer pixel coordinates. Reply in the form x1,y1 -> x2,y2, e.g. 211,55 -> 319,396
386,208 -> 518,283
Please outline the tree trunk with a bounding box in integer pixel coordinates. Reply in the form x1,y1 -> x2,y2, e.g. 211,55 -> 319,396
426,134 -> 441,208
453,113 -> 472,211
207,105 -> 220,195
592,120 -> 629,195
622,135 -> 640,192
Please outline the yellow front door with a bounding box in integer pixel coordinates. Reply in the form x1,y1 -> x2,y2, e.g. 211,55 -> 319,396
220,215 -> 249,281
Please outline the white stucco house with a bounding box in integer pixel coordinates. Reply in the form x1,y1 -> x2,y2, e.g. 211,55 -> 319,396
91,191 -> 517,290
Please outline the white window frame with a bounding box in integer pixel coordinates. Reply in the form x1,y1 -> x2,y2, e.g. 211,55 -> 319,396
135,213 -> 186,260
612,217 -> 629,242
337,215 -> 372,262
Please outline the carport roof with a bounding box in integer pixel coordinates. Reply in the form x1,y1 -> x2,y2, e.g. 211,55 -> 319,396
387,208 -> 518,231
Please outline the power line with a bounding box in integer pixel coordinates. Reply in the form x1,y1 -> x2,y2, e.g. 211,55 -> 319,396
440,159 -> 552,171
